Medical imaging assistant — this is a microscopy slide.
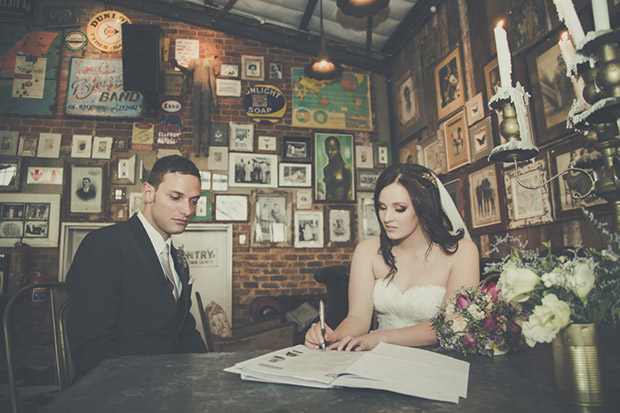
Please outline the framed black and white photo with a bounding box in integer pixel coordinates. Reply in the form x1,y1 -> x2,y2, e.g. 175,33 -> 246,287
212,173 -> 229,191
17,135 -> 38,157
220,64 -> 239,78
257,135 -> 278,153
92,136 -> 113,159
356,168 -> 383,192
355,145 -> 374,168
434,46 -> 465,121
279,163 -> 312,188
37,133 -> 62,158
0,157 -> 21,192
71,134 -> 92,158
269,62 -> 283,79
294,210 -> 323,248
66,162 -> 108,220
0,131 -> 19,156
251,190 -> 291,246
192,190 -> 211,222
242,55 -> 264,81
282,136 -> 312,162
229,122 -> 254,152
229,152 -> 278,188
325,205 -> 354,247
210,124 -> 229,146
129,192 -> 145,217
214,194 -> 249,222
208,147 -> 229,171
111,154 -> 136,185
215,79 -> 242,97
357,192 -> 380,241
296,189 -> 312,209
0,194 -> 61,247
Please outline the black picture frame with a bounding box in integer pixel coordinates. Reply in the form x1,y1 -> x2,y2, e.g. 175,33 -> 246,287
282,136 -> 312,163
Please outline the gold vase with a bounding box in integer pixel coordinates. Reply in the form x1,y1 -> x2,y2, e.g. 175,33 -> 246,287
552,324 -> 606,406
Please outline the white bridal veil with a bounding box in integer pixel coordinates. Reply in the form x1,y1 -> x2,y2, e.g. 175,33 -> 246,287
434,175 -> 471,240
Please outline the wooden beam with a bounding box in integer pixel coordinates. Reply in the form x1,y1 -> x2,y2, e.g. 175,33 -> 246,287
381,0 -> 439,55
299,0 -> 318,32
366,16 -> 373,56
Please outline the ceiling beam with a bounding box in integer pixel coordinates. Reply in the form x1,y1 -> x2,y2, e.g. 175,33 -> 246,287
98,0 -> 389,74
299,0 -> 318,32
381,0 -> 439,55
365,16 -> 373,56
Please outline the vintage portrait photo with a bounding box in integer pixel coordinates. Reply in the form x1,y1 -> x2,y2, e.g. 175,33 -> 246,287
37,133 -> 61,158
17,135 -> 38,157
326,206 -> 353,246
208,147 -> 229,171
355,145 -> 373,169
434,47 -> 464,120
356,168 -> 383,191
229,122 -> 254,152
242,55 -> 264,80
0,131 -> 19,156
294,210 -> 323,248
71,135 -> 92,158
314,133 -> 355,202
282,136 -> 312,162
396,71 -> 418,130
70,166 -> 104,214
92,136 -> 113,159
269,63 -> 283,79
444,111 -> 471,171
296,189 -> 312,209
252,192 -> 290,245
279,163 -> 312,187
468,164 -> 502,229
229,153 -> 277,188
210,124 -> 229,146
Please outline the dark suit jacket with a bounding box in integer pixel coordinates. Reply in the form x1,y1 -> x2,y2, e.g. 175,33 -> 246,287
66,215 -> 206,376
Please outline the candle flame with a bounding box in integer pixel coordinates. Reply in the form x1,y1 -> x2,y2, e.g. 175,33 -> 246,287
561,31 -> 569,41
496,20 -> 504,29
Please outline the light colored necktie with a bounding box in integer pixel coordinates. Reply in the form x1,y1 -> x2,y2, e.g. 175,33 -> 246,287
161,244 -> 178,301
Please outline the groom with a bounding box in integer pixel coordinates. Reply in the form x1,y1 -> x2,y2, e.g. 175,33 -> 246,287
66,155 -> 207,376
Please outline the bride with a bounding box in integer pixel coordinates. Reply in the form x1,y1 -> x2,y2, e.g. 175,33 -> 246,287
305,163 -> 479,351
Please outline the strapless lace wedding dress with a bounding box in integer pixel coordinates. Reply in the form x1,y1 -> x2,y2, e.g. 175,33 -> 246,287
373,278 -> 446,330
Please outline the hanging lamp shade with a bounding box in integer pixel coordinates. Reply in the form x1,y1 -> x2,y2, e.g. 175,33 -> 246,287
337,0 -> 390,18
304,0 -> 343,80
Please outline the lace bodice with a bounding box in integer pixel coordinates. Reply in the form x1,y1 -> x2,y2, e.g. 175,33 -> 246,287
373,278 -> 446,330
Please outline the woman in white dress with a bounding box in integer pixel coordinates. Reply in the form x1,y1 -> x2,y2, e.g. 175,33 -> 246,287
305,163 -> 479,351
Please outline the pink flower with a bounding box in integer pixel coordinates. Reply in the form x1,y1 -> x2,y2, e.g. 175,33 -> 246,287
508,323 -> 522,336
464,333 -> 477,347
482,316 -> 499,333
480,283 -> 500,302
456,294 -> 471,310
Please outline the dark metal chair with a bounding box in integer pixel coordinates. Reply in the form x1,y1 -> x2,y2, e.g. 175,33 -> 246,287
3,282 -> 74,413
313,265 -> 350,328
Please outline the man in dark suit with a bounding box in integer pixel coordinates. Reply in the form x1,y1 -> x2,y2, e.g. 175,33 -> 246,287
66,155 -> 207,376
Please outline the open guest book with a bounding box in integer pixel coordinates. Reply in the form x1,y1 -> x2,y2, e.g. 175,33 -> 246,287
224,343 -> 470,403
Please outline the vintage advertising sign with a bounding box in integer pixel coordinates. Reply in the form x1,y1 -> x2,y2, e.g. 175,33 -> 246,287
243,84 -> 286,123
157,98 -> 184,145
64,30 -> 87,51
0,0 -> 37,21
86,10 -> 130,52
131,122 -> 154,151
12,55 -> 46,98
65,57 -> 144,118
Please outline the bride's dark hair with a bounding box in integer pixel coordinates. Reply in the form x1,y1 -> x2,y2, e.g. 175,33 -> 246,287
373,163 -> 464,278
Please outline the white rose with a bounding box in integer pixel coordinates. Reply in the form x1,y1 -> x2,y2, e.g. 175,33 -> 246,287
522,294 -> 571,347
467,304 -> 485,320
445,304 -> 456,316
569,261 -> 595,301
451,318 -> 468,333
541,271 -> 559,288
497,262 -> 540,303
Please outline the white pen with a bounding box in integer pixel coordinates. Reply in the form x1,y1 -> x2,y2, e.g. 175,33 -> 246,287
319,299 -> 326,350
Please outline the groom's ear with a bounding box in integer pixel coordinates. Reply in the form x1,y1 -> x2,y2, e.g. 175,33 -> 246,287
142,181 -> 155,204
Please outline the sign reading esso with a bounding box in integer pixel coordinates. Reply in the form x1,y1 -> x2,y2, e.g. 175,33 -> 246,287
161,100 -> 182,112
243,84 -> 286,123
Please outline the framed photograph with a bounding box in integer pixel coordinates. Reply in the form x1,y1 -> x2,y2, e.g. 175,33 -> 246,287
504,159 -> 554,229
229,152 -> 278,188
208,147 -> 229,171
229,122 -> 254,152
421,132 -> 446,174
0,157 -> 21,192
257,136 -> 278,153
192,190 -> 211,222
467,162 -> 506,235
269,63 -> 283,80
17,135 -> 38,157
395,70 -> 420,130
37,133 -> 62,158
296,189 -> 312,209
110,186 -> 126,203
212,173 -> 229,191
200,171 -> 212,190
110,204 -> 128,222
279,163 -> 312,187
325,205 -> 354,247
483,58 -> 500,103
434,46 -> 465,120
220,64 -> 239,78
214,194 -> 249,222
92,136 -> 113,159
215,79 -> 242,97
210,124 -> 229,146
111,155 -> 136,185
444,111 -> 471,171
71,134 -> 92,158
0,193 -> 61,247
251,190 -> 292,246
355,145 -> 373,168
128,192 -> 145,217
548,140 -> 607,220
441,171 -> 466,223
114,136 -> 129,152
241,55 -> 264,81
508,0 -> 550,55
314,133 -> 355,202
356,168 -> 383,192
465,93 -> 485,126
374,142 -> 391,168
526,29 -> 575,146
468,116 -> 493,162
294,210 -> 324,248
164,71 -> 184,96
66,162 -> 108,220
357,192 -> 380,241
398,137 -> 421,165
0,131 -> 19,156
282,136 -> 312,162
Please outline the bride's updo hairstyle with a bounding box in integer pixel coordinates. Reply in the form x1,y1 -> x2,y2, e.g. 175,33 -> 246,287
373,163 -> 464,278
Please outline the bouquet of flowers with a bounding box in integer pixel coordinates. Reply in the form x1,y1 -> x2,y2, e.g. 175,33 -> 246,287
432,283 -> 526,357
485,209 -> 620,347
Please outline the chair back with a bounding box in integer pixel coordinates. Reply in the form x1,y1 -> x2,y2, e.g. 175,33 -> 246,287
3,282 -> 74,413
313,265 -> 350,328
194,292 -> 214,352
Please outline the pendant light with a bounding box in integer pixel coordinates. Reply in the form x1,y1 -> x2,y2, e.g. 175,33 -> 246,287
304,0 -> 343,80
337,0 -> 390,18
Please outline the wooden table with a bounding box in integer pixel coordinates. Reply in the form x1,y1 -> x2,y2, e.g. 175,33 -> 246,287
42,341 -> 619,412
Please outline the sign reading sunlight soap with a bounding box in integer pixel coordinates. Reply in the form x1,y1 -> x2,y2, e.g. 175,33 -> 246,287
243,84 -> 286,123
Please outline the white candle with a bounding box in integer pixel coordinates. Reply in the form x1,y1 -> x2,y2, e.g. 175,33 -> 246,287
493,20 -> 512,88
552,0 -> 585,44
558,31 -> 577,72
592,0 -> 611,31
